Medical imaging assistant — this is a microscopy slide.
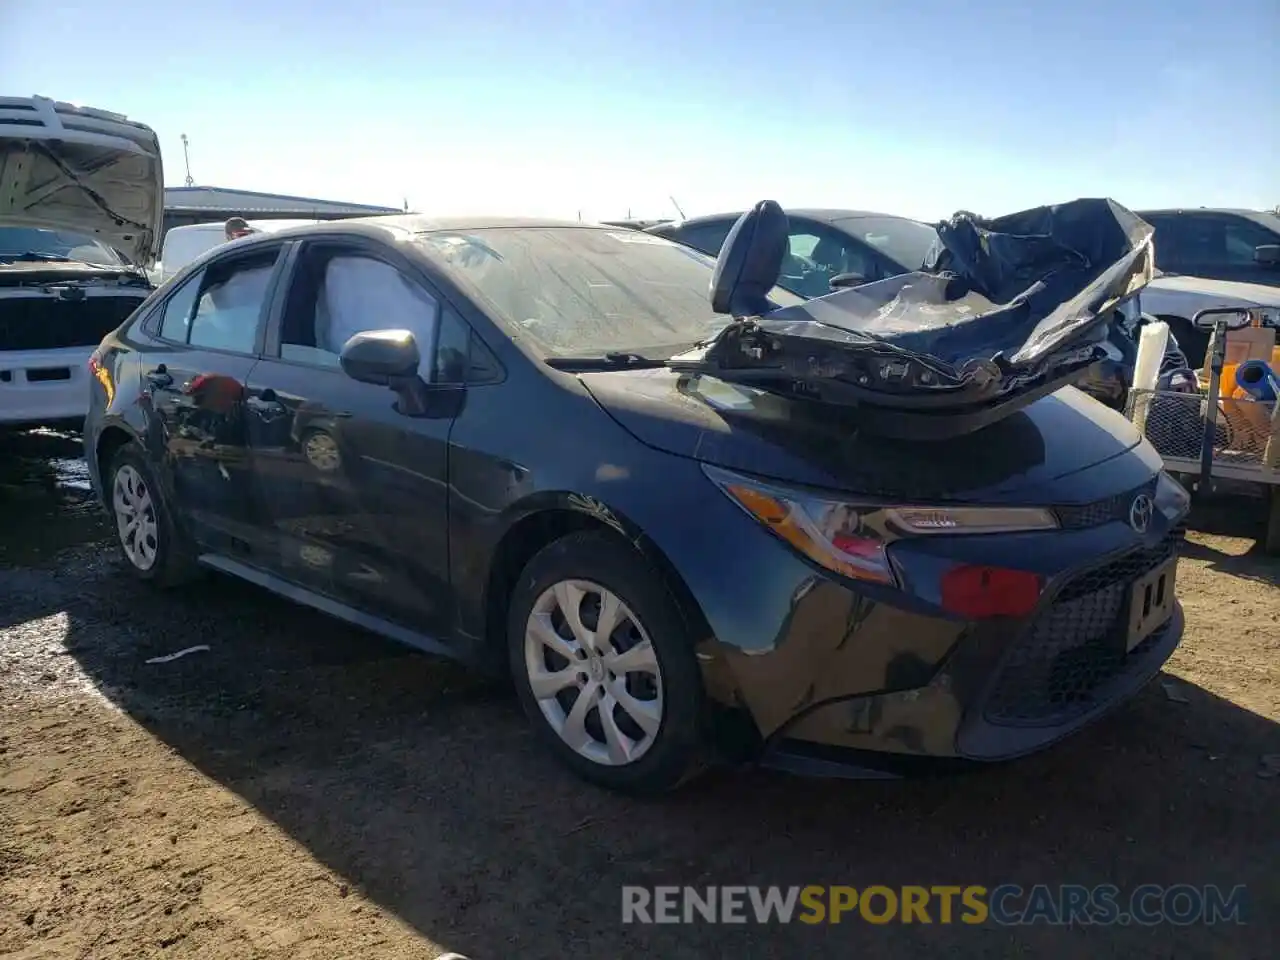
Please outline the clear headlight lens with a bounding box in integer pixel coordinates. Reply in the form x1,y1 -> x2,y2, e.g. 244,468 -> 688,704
704,465 -> 1059,587
1156,471 -> 1191,519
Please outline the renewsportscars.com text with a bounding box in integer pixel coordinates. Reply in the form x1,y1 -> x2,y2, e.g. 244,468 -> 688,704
621,884 -> 1248,926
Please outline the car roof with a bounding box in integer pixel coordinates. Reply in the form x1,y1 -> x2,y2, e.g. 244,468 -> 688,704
223,213 -> 624,246
651,208 -> 916,229
1136,207 -> 1266,217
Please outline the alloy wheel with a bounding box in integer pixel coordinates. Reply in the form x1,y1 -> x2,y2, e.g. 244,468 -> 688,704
112,464 -> 160,571
523,579 -> 665,766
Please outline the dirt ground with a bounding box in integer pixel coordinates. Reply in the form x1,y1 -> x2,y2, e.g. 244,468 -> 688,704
1,430 -> 1277,959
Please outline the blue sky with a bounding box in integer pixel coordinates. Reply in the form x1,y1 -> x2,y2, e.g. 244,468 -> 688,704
3,0 -> 1276,222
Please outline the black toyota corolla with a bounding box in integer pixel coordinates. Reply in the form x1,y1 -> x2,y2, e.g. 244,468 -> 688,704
83,209 -> 1190,793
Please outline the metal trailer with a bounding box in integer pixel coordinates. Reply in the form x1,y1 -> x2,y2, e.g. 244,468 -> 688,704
1126,308 -> 1280,553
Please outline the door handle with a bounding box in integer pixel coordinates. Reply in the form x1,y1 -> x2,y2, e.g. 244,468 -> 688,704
246,389 -> 287,417
145,365 -> 172,388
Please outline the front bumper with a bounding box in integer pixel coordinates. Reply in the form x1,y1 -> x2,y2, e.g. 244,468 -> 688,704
0,346 -> 93,427
696,496 -> 1188,777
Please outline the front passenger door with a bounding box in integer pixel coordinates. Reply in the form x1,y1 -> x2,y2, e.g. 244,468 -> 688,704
246,238 -> 460,639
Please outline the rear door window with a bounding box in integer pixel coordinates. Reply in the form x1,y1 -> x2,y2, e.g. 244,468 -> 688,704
666,220 -> 734,256
156,247 -> 281,354
157,271 -> 203,342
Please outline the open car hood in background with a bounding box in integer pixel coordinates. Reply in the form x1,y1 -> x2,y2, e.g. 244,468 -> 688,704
0,95 -> 164,266
668,198 -> 1155,439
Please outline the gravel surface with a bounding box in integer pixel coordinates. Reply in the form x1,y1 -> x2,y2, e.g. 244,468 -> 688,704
1,430 -> 1277,959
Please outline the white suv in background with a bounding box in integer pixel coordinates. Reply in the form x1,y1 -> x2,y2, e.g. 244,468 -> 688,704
0,95 -> 162,431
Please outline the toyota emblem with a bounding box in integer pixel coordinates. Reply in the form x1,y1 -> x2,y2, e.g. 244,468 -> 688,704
1129,494 -> 1154,533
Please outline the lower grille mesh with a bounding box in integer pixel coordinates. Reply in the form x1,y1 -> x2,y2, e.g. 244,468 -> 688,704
983,526 -> 1185,726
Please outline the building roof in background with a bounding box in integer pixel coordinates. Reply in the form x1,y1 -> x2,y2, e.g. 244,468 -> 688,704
164,186 -> 401,215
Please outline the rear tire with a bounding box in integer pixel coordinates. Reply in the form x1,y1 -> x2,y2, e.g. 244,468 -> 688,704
507,530 -> 707,794
105,443 -> 200,587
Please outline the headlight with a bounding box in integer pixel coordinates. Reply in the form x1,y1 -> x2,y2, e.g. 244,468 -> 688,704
703,464 -> 1059,587
1155,471 -> 1191,519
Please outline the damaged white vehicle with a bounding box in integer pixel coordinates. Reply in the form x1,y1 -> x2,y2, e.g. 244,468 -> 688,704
0,95 -> 162,431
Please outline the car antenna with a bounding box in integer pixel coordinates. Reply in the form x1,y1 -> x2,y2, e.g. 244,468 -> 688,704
669,195 -> 686,219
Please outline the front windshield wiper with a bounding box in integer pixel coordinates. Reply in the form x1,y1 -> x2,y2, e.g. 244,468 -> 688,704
0,251 -> 75,263
544,351 -> 670,372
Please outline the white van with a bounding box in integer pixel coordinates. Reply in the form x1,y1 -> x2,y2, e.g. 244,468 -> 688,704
1,94 -> 162,430
156,218 -> 322,283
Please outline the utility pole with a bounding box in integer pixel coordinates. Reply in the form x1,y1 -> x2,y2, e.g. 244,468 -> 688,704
179,134 -> 194,187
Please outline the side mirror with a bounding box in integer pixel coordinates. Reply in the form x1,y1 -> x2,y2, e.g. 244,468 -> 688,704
1192,307 -> 1252,331
339,329 -> 420,386
1254,244 -> 1280,266
829,272 -> 869,290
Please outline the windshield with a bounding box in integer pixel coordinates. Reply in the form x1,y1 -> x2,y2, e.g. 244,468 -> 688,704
833,215 -> 939,271
416,226 -> 804,356
0,227 -> 126,267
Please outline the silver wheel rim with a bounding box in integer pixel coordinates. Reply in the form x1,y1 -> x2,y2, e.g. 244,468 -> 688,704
303,431 -> 340,471
524,579 -> 664,766
112,464 -> 160,571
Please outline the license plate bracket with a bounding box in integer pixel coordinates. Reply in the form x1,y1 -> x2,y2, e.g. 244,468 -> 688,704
1126,558 -> 1177,651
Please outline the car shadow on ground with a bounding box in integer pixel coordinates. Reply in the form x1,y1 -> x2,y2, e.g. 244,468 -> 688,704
2,552 -> 1273,958
2,431 -> 1275,958
1179,499 -> 1280,586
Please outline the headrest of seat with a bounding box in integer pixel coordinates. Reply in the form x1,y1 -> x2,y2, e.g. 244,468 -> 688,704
710,200 -> 788,316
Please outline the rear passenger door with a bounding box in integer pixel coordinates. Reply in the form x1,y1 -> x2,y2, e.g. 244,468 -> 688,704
134,243 -> 285,555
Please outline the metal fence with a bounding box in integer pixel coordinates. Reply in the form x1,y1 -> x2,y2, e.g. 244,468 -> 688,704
1126,389 -> 1277,469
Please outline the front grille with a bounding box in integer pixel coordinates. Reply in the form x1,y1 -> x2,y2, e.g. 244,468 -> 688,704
0,294 -> 145,351
1054,477 -> 1158,530
983,526 -> 1184,726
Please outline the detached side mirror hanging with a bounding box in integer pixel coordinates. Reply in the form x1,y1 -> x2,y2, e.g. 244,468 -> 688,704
709,200 -> 789,317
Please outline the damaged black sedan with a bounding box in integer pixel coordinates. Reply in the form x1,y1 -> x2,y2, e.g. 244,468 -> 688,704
84,199 -> 1190,793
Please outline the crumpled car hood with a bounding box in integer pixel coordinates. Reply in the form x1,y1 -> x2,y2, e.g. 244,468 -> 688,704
670,199 -> 1154,438
0,95 -> 163,266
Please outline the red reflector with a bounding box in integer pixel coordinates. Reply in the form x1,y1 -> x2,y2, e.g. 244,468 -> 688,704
87,354 -> 101,372
831,533 -> 881,559
941,565 -> 1042,619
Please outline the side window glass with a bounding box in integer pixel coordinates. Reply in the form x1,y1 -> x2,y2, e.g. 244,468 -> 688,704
1146,217 -> 1181,269
784,227 -> 877,297
1160,217 -> 1227,268
675,221 -> 733,256
157,270 -> 203,342
1221,217 -> 1276,265
433,308 -> 471,383
187,251 -> 279,353
428,307 -> 503,384
282,252 -> 440,379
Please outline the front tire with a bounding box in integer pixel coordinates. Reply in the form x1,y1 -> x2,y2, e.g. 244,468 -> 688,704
106,443 -> 199,586
507,530 -> 707,794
